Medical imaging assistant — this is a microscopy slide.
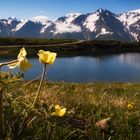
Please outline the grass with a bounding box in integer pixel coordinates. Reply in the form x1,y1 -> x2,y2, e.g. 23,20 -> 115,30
1,72 -> 140,140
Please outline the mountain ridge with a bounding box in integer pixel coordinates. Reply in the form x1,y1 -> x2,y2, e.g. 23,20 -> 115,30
0,8 -> 140,41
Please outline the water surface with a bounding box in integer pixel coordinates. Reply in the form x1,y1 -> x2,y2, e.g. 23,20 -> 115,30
1,53 -> 140,82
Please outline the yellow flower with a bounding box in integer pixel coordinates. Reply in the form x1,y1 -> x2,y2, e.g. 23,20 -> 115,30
17,47 -> 27,58
18,57 -> 32,71
130,102 -> 135,106
8,47 -> 32,71
51,104 -> 66,117
127,103 -> 134,110
38,50 -> 57,65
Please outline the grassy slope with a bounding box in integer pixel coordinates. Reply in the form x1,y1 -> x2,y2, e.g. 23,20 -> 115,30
3,77 -> 140,139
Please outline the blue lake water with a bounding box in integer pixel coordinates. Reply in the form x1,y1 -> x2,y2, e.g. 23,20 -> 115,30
1,53 -> 140,82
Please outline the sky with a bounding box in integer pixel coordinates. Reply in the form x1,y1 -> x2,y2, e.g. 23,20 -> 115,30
0,0 -> 140,20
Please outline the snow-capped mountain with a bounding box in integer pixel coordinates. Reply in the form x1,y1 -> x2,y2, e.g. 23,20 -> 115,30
43,13 -> 83,39
118,9 -> 140,41
72,9 -> 132,40
0,17 -> 20,36
1,8 -> 140,41
10,16 -> 51,38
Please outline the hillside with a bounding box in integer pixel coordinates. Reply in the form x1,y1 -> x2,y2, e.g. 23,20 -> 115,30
0,9 -> 140,41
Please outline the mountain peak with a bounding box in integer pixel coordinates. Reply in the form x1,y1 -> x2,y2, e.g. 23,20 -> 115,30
95,8 -> 115,16
96,8 -> 106,13
8,16 -> 17,21
66,13 -> 81,17
0,8 -> 140,41
96,8 -> 111,13
56,13 -> 81,23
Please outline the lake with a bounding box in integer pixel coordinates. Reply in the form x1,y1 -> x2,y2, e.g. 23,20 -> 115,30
1,53 -> 140,82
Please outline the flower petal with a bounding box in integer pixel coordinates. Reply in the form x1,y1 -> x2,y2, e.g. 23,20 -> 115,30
18,47 -> 27,59
55,104 -> 62,110
18,57 -> 32,71
48,53 -> 57,64
51,105 -> 66,117
38,50 -> 57,64
58,108 -> 66,117
7,62 -> 18,69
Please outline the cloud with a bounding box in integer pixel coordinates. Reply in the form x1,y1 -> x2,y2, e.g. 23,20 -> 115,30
30,16 -> 49,24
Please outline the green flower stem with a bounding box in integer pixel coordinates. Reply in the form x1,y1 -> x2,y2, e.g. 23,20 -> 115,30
32,64 -> 46,107
0,60 -> 18,68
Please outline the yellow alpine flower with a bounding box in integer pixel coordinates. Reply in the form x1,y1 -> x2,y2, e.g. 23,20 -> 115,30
18,47 -> 27,58
7,47 -> 32,71
38,50 -> 57,65
18,57 -> 32,71
127,103 -> 134,110
51,104 -> 66,117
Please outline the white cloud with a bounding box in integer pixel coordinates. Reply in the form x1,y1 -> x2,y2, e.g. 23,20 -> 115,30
30,16 -> 49,24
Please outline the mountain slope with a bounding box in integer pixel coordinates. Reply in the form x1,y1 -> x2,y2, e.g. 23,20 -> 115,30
0,17 -> 20,36
79,9 -> 132,40
0,9 -> 140,41
118,9 -> 140,41
43,13 -> 83,39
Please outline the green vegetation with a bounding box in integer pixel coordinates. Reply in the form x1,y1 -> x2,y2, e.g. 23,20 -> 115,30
1,71 -> 140,140
1,46 -> 140,139
67,40 -> 140,55
0,37 -> 76,46
1,38 -> 140,57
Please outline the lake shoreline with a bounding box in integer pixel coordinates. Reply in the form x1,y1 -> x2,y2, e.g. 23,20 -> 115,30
0,40 -> 140,57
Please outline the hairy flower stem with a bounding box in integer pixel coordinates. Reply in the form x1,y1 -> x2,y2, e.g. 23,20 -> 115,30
32,64 -> 46,107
